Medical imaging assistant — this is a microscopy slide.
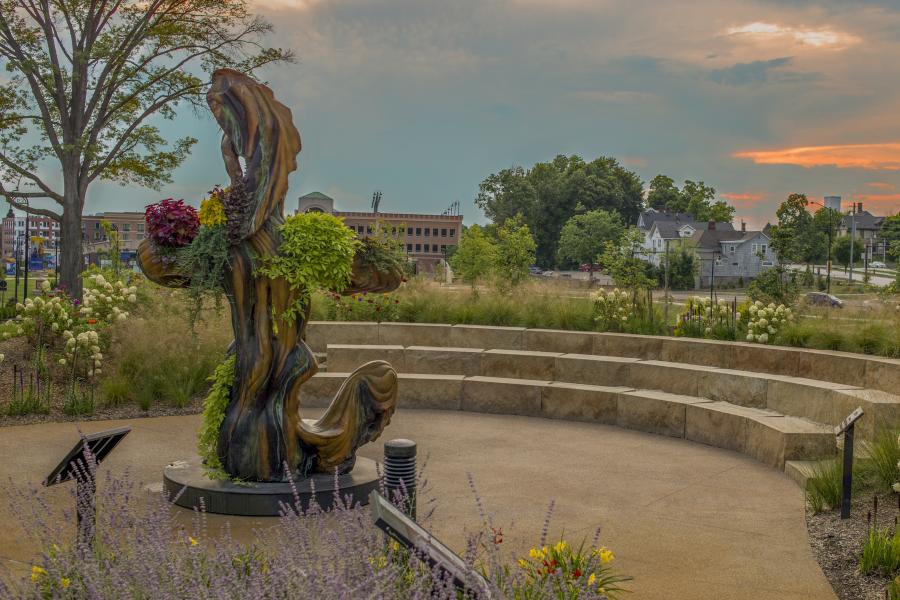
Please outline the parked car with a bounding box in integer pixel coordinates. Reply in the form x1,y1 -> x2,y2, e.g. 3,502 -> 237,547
578,263 -> 601,272
541,270 -> 555,277
806,292 -> 844,308
529,266 -> 543,275
871,261 -> 886,268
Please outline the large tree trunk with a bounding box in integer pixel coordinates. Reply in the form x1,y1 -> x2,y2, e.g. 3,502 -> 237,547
59,173 -> 84,299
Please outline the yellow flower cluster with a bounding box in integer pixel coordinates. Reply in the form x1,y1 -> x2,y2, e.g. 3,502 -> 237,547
199,192 -> 227,227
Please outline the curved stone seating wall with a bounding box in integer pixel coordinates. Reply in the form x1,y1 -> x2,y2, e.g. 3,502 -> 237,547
299,371 -> 834,470
322,344 -> 900,441
305,321 -> 900,397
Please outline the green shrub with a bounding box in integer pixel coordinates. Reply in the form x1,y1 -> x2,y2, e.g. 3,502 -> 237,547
197,354 -> 236,474
100,376 -> 131,406
805,458 -> 842,514
861,429 -> 900,492
860,526 -> 900,576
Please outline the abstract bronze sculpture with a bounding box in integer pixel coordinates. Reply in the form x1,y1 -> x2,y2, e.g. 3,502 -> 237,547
139,69 -> 401,483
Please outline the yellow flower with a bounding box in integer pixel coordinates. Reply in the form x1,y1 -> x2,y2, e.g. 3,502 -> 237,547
60,577 -> 71,588
518,559 -> 528,569
31,565 -> 47,583
528,547 -> 541,559
199,193 -> 227,227
188,536 -> 199,546
391,541 -> 401,552
553,540 -> 568,554
599,548 -> 614,563
588,573 -> 596,585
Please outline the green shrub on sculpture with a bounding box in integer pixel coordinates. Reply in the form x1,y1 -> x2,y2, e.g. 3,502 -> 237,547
255,211 -> 360,326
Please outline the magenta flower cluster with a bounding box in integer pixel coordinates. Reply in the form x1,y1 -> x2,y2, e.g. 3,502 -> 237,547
144,199 -> 199,248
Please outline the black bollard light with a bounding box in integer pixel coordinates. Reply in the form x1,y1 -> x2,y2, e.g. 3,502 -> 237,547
384,439 -> 417,519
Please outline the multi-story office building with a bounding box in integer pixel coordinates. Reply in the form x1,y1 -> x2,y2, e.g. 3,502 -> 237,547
297,192 -> 463,273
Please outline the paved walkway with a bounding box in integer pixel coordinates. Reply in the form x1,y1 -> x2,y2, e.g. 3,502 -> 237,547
0,409 -> 835,599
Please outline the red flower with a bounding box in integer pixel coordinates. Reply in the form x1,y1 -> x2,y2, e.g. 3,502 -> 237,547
145,199 -> 199,247
87,319 -> 97,325
573,569 -> 581,578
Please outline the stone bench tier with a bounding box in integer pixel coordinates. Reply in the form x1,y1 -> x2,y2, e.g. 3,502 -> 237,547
306,321 -> 900,397
323,344 -> 900,440
299,371 -> 834,470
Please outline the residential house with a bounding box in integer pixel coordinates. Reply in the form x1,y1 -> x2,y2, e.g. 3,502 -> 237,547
692,222 -> 776,287
637,209 -> 734,265
837,204 -> 888,260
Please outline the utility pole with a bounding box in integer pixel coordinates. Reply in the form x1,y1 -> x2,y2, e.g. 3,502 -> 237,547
23,211 -> 29,299
848,204 -> 856,283
663,239 -> 670,326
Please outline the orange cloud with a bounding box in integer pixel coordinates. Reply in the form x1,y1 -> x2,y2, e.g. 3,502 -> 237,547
866,182 -> 896,191
725,22 -> 860,49
853,194 -> 900,215
734,143 -> 900,171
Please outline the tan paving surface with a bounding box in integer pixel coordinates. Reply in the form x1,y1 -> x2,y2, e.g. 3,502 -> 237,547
0,409 -> 835,600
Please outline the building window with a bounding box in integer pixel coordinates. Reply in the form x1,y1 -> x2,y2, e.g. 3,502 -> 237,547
122,233 -> 130,241
450,229 -> 456,237
424,228 -> 430,236
406,244 -> 412,252
441,228 -> 447,237
123,223 -> 130,231
728,245 -> 735,254
415,228 -> 421,236
407,227 -> 413,235
432,244 -> 438,253
138,224 -> 144,232
415,243 -> 421,252
441,245 -> 446,253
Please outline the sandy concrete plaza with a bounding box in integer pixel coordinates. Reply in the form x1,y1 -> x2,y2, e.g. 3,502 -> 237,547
0,408 -> 835,600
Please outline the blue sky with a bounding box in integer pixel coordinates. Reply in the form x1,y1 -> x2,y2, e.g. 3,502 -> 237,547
79,0 -> 900,228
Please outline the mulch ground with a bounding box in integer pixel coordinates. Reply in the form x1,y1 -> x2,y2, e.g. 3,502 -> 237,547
0,335 -> 203,428
806,489 -> 898,600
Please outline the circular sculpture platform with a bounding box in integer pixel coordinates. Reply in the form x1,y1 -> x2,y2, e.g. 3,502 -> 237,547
163,458 -> 380,516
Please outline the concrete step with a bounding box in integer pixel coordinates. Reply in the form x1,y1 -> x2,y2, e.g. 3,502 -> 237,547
322,343 -> 899,441
299,371 -> 836,471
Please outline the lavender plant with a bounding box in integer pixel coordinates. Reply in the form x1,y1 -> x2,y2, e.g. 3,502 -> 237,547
2,452 -> 628,599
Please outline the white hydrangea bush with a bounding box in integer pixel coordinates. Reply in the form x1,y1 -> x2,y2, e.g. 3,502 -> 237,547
81,273 -> 138,324
746,300 -> 793,344
591,288 -> 632,332
675,296 -> 738,337
10,280 -> 74,343
61,329 -> 104,378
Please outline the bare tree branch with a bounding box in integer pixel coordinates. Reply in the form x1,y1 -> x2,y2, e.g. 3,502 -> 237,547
2,192 -> 63,221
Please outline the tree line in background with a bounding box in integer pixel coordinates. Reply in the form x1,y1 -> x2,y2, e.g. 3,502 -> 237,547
474,154 -> 730,270
771,193 -> 900,269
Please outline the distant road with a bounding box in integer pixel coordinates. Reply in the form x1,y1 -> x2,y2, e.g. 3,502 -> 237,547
787,264 -> 895,287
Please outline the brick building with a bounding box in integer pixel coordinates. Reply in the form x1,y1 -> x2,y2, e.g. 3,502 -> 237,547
296,192 -> 463,273
1,207 -> 61,265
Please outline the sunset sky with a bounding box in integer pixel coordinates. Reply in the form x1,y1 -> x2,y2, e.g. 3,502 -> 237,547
80,0 -> 900,228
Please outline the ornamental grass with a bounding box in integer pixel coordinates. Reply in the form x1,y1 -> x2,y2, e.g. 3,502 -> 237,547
2,451 -> 628,599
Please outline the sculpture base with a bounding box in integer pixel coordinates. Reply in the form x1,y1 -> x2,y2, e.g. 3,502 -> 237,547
163,457 -> 380,516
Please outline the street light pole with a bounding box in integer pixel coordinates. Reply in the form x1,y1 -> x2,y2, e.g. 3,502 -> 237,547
663,239 -> 670,326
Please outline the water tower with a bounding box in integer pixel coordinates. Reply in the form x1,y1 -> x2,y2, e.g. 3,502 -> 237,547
824,195 -> 841,211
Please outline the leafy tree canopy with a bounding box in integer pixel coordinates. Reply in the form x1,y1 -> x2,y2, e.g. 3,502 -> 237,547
646,176 -> 735,223
882,213 -> 900,244
493,215 -> 537,292
475,155 -> 643,268
0,0 -> 292,296
449,224 -> 497,289
832,235 -> 865,267
557,209 -> 624,272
